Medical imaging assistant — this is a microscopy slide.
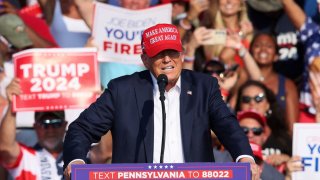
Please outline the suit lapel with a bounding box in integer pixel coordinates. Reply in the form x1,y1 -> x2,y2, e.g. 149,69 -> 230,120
134,71 -> 154,163
180,71 -> 195,162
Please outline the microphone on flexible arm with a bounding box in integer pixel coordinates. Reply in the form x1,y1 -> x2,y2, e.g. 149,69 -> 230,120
157,74 -> 168,163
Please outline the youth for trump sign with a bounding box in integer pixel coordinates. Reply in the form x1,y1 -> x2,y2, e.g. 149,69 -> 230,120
92,2 -> 172,64
13,48 -> 100,112
293,123 -> 320,180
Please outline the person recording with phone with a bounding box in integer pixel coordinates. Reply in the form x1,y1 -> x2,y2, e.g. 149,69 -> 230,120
63,23 -> 260,180
181,0 -> 253,71
199,33 -> 263,108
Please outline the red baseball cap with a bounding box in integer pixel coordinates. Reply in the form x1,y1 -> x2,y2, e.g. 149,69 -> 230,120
249,142 -> 263,160
237,110 -> 267,127
141,23 -> 183,57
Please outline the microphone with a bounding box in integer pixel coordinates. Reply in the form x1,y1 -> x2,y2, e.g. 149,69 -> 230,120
157,74 -> 168,163
157,74 -> 168,101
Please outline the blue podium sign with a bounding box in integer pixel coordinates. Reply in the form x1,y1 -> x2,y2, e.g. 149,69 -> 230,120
72,162 -> 250,179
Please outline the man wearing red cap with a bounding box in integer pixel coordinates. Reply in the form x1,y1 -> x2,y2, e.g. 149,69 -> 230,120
0,79 -> 68,180
237,110 -> 285,179
63,23 -> 259,180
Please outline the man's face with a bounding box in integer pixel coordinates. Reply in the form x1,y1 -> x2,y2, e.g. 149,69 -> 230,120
141,49 -> 183,89
239,118 -> 266,146
34,115 -> 67,152
119,0 -> 150,10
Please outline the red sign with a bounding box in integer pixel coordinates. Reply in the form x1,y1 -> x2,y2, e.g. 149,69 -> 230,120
13,48 -> 100,112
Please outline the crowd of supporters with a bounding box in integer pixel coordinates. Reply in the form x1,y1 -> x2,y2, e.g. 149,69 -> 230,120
0,0 -> 319,179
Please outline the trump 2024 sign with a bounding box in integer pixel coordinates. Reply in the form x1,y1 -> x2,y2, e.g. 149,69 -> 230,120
13,48 -> 100,112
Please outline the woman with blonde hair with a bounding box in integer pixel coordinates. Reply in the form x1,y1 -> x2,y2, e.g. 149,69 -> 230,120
182,0 -> 253,71
211,0 -> 253,65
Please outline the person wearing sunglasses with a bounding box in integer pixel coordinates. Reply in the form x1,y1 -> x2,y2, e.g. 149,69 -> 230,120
241,93 -> 265,104
212,110 -> 284,180
235,80 -> 292,174
238,110 -> 285,179
236,81 -> 271,119
237,110 -> 267,146
0,78 -> 67,180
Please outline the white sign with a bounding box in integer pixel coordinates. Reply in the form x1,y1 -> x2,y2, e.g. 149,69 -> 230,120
293,123 -> 320,180
92,2 -> 172,64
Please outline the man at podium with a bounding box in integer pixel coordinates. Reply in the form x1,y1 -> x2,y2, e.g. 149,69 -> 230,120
63,23 -> 260,180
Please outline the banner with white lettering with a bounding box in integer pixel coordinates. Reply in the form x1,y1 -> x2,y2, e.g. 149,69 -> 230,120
13,48 -> 100,112
92,2 -> 172,64
293,123 -> 320,180
72,163 -> 251,180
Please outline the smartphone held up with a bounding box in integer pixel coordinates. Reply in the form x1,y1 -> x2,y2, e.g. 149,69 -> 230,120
201,29 -> 227,45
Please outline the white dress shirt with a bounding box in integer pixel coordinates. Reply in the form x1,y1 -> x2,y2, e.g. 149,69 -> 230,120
151,74 -> 185,163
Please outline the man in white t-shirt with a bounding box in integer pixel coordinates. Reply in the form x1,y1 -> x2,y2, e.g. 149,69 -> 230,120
0,78 -> 67,180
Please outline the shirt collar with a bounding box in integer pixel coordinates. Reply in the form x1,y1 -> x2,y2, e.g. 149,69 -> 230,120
149,72 -> 181,93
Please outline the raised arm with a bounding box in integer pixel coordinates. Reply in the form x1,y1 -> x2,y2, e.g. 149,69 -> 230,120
0,1 -> 55,48
223,34 -> 262,81
74,0 -> 95,30
0,78 -> 21,166
37,0 -> 55,25
281,0 -> 306,30
183,27 -> 210,70
178,0 -> 209,38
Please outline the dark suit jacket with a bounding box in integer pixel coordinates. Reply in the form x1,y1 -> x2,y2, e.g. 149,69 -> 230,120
63,70 -> 252,166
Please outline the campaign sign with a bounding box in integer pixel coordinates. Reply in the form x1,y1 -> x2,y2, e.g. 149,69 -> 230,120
293,123 -> 320,180
92,2 -> 172,64
72,163 -> 250,180
13,48 -> 100,112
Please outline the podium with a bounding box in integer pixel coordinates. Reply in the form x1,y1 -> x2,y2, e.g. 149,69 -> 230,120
71,162 -> 251,179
